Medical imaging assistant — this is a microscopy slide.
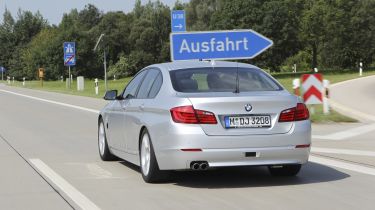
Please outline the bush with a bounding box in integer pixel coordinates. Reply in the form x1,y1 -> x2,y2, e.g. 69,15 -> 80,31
281,50 -> 312,72
108,56 -> 131,78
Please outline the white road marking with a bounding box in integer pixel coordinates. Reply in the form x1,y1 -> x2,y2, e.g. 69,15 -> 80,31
312,123 -> 375,140
0,89 -> 99,114
29,159 -> 101,210
310,155 -> 375,176
312,147 -> 375,157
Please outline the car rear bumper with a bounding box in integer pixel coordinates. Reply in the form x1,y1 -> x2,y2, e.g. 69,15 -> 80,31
157,146 -> 309,170
153,121 -> 311,170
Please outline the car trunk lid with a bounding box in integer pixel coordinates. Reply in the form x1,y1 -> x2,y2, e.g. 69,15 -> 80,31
183,91 -> 296,136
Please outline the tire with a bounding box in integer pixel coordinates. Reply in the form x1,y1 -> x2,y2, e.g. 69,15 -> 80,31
139,129 -> 168,183
268,164 -> 302,176
98,118 -> 116,161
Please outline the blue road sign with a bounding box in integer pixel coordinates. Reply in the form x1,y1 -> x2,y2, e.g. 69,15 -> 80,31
170,30 -> 273,61
0,67 -> 6,73
171,10 -> 186,33
64,42 -> 76,66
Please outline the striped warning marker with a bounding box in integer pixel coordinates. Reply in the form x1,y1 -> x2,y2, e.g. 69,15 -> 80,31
301,74 -> 323,104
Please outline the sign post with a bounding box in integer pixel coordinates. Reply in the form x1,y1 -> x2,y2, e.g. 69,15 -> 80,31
170,30 -> 273,61
64,42 -> 76,89
0,67 -> 5,81
171,10 -> 186,33
38,68 -> 44,87
323,79 -> 330,114
95,78 -> 99,95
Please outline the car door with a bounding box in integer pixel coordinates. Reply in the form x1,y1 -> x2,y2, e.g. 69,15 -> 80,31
125,68 -> 161,155
106,100 -> 126,151
108,70 -> 147,152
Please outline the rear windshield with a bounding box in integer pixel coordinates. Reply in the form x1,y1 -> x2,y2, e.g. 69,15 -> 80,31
170,67 -> 282,93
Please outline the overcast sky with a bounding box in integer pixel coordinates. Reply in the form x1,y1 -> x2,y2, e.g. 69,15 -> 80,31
0,0 -> 188,25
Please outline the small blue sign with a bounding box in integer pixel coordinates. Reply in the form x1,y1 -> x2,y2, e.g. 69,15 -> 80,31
171,10 -> 186,33
170,30 -> 273,61
64,42 -> 76,66
0,67 -> 6,73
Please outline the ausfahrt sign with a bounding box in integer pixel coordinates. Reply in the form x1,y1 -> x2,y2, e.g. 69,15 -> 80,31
170,30 -> 273,61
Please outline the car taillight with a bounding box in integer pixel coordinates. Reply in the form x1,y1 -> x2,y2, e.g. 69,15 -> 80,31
279,103 -> 309,122
295,103 -> 310,121
170,106 -> 217,124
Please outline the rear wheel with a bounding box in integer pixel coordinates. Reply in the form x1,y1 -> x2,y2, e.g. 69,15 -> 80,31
268,164 -> 301,176
98,119 -> 116,161
140,129 -> 168,183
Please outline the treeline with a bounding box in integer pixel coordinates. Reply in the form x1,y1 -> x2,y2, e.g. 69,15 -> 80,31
0,0 -> 374,80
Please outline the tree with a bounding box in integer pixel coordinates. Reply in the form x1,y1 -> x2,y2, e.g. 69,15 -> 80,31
1,0 -> 374,79
21,28 -> 62,79
0,8 -> 15,69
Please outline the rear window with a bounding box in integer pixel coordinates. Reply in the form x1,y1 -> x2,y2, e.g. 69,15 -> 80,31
170,67 -> 282,93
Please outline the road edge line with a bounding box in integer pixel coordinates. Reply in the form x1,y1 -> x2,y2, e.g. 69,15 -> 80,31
0,89 -> 99,114
29,159 -> 101,210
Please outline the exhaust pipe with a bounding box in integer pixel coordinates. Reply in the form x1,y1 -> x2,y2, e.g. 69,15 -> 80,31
199,162 -> 208,170
191,162 -> 200,170
191,161 -> 209,170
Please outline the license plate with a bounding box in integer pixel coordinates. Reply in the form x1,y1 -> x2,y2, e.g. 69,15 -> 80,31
224,115 -> 271,128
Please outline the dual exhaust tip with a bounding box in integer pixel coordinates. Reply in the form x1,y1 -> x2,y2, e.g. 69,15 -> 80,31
191,161 -> 209,170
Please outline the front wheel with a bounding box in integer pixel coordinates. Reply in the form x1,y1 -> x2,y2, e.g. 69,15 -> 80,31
268,164 -> 302,176
139,129 -> 168,183
98,119 -> 116,161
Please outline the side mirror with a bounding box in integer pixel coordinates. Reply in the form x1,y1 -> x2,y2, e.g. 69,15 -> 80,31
103,90 -> 118,100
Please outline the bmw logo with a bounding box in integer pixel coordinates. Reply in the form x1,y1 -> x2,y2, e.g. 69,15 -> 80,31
245,104 -> 252,112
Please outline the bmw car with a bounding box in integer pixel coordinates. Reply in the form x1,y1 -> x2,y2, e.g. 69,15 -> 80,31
98,61 -> 311,183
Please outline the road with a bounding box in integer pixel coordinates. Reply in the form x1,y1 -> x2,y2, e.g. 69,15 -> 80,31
0,76 -> 375,210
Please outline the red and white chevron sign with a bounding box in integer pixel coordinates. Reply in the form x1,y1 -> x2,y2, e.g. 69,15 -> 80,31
301,74 -> 323,104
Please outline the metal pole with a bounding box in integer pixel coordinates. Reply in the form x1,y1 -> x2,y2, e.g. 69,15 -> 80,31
68,66 -> 71,89
1,71 -> 3,81
104,50 -> 107,91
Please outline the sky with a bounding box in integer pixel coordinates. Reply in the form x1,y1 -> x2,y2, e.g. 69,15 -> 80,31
0,0 -> 189,25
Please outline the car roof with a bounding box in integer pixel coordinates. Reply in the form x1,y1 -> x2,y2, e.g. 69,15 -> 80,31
147,61 -> 261,72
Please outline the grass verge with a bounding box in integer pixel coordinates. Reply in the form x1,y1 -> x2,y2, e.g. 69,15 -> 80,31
308,105 -> 357,123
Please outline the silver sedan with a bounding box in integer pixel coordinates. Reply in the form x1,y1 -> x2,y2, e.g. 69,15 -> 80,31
98,61 -> 311,183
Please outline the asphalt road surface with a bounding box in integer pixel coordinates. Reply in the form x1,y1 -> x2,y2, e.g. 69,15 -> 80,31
1,77 -> 375,210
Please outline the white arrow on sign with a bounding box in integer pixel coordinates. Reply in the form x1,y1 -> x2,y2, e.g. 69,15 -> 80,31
174,24 -> 183,29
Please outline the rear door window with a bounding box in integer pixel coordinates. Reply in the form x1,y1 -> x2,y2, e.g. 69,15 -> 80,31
137,69 -> 160,99
170,67 -> 282,93
148,73 -> 163,98
122,70 -> 147,98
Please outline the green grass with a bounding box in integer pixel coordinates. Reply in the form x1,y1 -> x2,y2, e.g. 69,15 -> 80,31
308,105 -> 357,123
6,69 -> 375,123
